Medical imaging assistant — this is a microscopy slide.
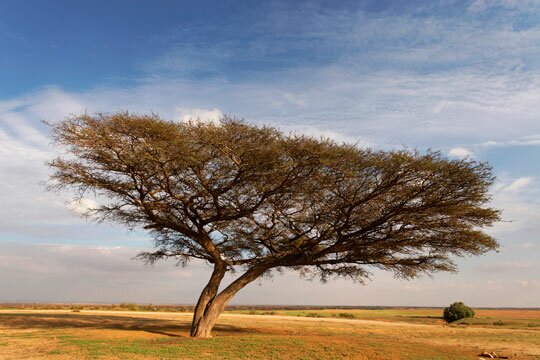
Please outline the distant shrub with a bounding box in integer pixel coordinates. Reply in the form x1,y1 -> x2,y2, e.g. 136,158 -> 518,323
338,312 -> 356,319
119,303 -> 140,311
245,310 -> 276,315
493,320 -> 505,326
443,302 -> 475,323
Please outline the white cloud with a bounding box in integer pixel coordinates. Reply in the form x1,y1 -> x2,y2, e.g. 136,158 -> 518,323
176,108 -> 223,124
489,201 -> 540,235
468,0 -> 540,12
484,280 -> 504,291
448,147 -> 473,159
489,175 -> 540,236
514,280 -> 540,288
132,4 -> 540,148
68,198 -> 100,215
4,64 -> 540,151
284,124 -> 374,147
400,284 -> 423,292
282,92 -> 306,108
480,135 -> 540,148
504,177 -> 533,193
27,87 -> 86,121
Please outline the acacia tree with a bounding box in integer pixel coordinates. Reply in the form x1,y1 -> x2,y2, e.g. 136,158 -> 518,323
47,112 -> 500,338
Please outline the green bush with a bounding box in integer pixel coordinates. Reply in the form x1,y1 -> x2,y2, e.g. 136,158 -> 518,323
337,312 -> 356,319
119,302 -> 140,311
443,302 -> 475,323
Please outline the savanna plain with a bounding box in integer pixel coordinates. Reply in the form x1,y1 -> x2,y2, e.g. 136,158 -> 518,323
0,306 -> 539,359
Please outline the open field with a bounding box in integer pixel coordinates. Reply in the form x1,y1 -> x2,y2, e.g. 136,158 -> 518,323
0,309 -> 539,360
228,308 -> 540,329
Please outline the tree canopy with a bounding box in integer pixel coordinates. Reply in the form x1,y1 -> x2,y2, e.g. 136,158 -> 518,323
443,301 -> 475,323
47,112 -> 500,337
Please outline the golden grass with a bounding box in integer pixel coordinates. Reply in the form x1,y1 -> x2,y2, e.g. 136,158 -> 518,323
228,307 -> 540,328
0,310 -> 538,359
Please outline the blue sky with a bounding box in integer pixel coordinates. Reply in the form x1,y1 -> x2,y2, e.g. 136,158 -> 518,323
1,0 -> 539,306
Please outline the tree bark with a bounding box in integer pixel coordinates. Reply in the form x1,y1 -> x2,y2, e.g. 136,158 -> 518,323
190,264 -> 269,338
190,263 -> 226,337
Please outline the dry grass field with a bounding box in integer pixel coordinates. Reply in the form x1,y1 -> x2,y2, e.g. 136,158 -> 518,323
0,308 -> 539,359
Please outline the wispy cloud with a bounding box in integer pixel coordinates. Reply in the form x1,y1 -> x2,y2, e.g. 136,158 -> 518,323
504,177 -> 534,193
476,261 -> 535,272
514,279 -> 540,288
521,242 -> 540,249
468,0 -> 540,12
68,198 -> 100,216
0,21 -> 26,42
480,135 -> 540,148
489,175 -> 540,235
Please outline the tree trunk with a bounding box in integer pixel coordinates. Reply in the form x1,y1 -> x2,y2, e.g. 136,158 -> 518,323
190,264 -> 269,338
190,295 -> 228,338
190,263 -> 226,337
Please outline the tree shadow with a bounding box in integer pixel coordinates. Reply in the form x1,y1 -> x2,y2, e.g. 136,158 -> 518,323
0,313 -> 252,338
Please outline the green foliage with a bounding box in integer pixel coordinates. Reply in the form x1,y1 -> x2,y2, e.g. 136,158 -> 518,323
337,312 -> 356,319
443,302 -> 475,323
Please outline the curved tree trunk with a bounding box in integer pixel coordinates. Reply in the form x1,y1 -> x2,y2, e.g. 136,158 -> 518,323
190,295 -> 228,338
190,263 -> 226,337
190,264 -> 269,338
